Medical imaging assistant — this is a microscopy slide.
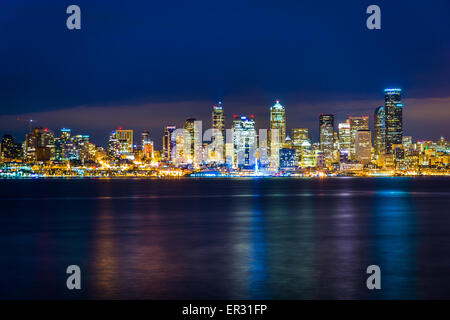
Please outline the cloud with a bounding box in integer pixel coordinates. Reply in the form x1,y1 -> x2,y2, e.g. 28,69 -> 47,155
1,96 -> 449,147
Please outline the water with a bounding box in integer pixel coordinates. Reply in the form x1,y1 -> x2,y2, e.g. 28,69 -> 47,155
0,177 -> 450,299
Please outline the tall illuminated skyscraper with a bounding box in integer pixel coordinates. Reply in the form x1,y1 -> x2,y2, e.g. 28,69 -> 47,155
25,127 -> 54,162
269,100 -> 286,155
355,130 -> 372,165
116,129 -> 133,155
349,116 -> 369,160
291,128 -> 309,163
384,88 -> 403,154
212,101 -> 225,133
0,135 -> 22,161
141,130 -> 153,160
163,125 -> 176,161
319,114 -> 334,163
211,102 -> 225,162
233,115 -> 257,169
338,121 -> 351,162
374,106 -> 386,156
183,118 -> 202,165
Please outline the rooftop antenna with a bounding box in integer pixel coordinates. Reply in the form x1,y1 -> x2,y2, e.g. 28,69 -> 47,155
16,118 -> 35,132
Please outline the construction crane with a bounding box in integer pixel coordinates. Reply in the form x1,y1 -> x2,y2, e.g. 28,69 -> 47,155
16,118 -> 35,132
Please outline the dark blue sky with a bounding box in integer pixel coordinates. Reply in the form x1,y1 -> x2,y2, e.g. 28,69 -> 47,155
1,0 -> 449,145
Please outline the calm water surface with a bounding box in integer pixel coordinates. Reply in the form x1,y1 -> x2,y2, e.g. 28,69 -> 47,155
1,177 -> 450,299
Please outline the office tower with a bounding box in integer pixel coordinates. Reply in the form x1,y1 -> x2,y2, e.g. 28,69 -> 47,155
355,130 -> 372,165
279,146 -> 296,170
141,130 -> 153,160
300,140 -> 315,167
338,122 -> 351,162
183,118 -> 195,163
183,118 -> 202,165
291,128 -> 309,163
349,116 -> 369,160
61,128 -> 71,140
269,100 -> 286,156
0,135 -> 22,161
73,134 -> 90,162
212,101 -> 225,133
211,102 -> 225,162
163,125 -> 176,161
319,114 -> 334,164
233,115 -> 257,169
402,136 -> 412,148
53,136 -> 63,162
25,127 -> 54,162
59,128 -> 77,161
333,131 -> 340,163
385,88 -> 403,154
115,129 -> 133,154
141,130 -> 150,145
374,106 -> 385,156
107,130 -> 121,161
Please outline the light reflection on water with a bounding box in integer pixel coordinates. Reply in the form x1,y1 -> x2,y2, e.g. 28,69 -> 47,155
0,177 -> 449,299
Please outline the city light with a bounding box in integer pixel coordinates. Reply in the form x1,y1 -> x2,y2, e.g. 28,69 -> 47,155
1,91 -> 449,178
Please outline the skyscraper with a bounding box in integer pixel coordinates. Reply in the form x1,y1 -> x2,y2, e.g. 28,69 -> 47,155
0,135 -> 22,161
338,122 -> 351,162
211,102 -> 225,162
107,130 -> 121,161
355,130 -> 372,165
212,101 -> 225,134
141,130 -> 153,160
116,129 -> 134,155
269,100 -> 286,157
163,125 -> 176,161
374,106 -> 386,156
349,116 -> 369,160
384,88 -> 403,154
291,128 -> 309,163
60,128 -> 77,161
319,114 -> 334,163
183,118 -> 202,165
233,115 -> 257,169
25,127 -> 54,162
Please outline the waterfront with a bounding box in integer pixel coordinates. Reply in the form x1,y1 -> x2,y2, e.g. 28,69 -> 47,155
1,177 -> 450,299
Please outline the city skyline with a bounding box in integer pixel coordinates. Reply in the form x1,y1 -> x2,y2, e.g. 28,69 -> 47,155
2,86 -> 449,178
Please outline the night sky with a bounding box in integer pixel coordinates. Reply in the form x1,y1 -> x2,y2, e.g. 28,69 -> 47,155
1,0 -> 449,147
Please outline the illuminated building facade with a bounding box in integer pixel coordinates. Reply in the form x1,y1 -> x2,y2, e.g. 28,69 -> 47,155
25,127 -> 54,162
116,129 -> 134,155
211,102 -> 225,162
0,135 -> 22,161
107,130 -> 121,161
269,100 -> 286,159
374,106 -> 385,156
279,147 -> 296,170
291,128 -> 309,163
338,122 -> 351,162
355,130 -> 372,165
183,118 -> 202,165
385,88 -> 403,154
349,116 -> 369,160
163,125 -> 176,161
233,115 -> 257,169
319,114 -> 334,164
141,130 -> 153,160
